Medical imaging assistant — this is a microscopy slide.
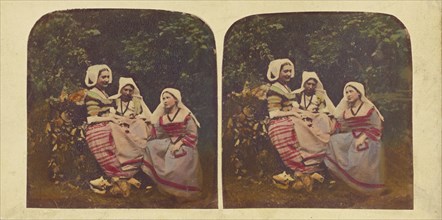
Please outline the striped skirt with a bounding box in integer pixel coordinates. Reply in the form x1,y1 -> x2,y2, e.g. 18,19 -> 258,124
85,122 -> 130,178
268,117 -> 305,173
268,117 -> 322,174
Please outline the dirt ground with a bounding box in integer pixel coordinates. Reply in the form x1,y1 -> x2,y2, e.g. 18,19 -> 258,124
222,139 -> 413,209
27,140 -> 218,209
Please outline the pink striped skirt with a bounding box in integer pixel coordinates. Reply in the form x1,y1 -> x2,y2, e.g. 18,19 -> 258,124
268,117 -> 319,174
86,122 -> 130,178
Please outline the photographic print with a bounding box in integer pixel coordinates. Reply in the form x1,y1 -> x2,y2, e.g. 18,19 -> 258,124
27,9 -> 218,208
1,1 -> 441,219
222,12 -> 413,209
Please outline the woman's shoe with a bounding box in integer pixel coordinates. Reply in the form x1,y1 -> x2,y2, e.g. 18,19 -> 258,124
310,173 -> 324,183
127,178 -> 141,189
300,174 -> 313,192
292,179 -> 304,191
272,171 -> 295,190
89,176 -> 105,189
119,180 -> 131,198
272,171 -> 294,184
109,180 -> 131,197
89,184 -> 106,194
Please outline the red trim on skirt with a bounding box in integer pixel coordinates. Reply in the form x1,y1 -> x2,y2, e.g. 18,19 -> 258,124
143,160 -> 201,192
325,155 -> 384,189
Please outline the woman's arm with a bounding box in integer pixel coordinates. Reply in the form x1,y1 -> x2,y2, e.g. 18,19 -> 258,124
267,93 -> 299,118
170,115 -> 198,154
181,115 -> 198,148
85,92 -> 118,124
364,108 -> 383,141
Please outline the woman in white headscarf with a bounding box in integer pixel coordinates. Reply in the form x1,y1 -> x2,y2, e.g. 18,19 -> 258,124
324,82 -> 385,193
141,88 -> 202,200
293,71 -> 335,116
266,59 -> 319,192
108,77 -> 153,179
289,71 -> 336,173
83,65 -> 131,181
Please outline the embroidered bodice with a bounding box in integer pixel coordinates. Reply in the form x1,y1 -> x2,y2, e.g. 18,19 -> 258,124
267,82 -> 296,112
85,88 -> 114,117
153,110 -> 198,148
340,106 -> 383,141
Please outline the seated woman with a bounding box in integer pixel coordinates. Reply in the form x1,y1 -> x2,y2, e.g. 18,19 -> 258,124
83,65 -> 132,191
108,77 -> 152,179
324,82 -> 385,193
141,88 -> 203,200
266,59 -> 325,192
291,71 -> 336,172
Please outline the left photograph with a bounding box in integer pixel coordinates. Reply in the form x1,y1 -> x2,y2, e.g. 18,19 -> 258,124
27,9 -> 217,208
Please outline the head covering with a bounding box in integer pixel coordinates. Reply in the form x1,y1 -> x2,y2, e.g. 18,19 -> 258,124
266,58 -> 295,82
109,77 -> 142,99
109,77 -> 152,119
293,71 -> 336,113
151,88 -> 200,127
84,64 -> 112,87
334,82 -> 384,121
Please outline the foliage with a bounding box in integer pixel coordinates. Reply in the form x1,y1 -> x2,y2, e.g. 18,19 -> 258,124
222,12 -> 412,135
222,13 -> 412,102
306,13 -> 411,96
28,10 -> 216,139
223,15 -> 284,93
121,13 -> 217,138
45,90 -> 101,185
27,10 -> 217,186
222,13 -> 412,180
223,84 -> 279,179
28,12 -> 98,106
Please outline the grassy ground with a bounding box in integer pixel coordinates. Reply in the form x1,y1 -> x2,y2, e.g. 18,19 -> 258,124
27,142 -> 218,209
222,138 -> 413,209
26,103 -> 218,209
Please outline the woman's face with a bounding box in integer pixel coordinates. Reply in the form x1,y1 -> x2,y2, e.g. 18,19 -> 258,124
96,70 -> 110,90
304,78 -> 318,95
278,64 -> 292,84
345,86 -> 361,104
162,92 -> 178,109
121,84 -> 134,99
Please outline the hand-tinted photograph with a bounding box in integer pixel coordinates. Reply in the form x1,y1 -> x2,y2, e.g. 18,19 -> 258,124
27,9 -> 217,208
222,12 -> 412,209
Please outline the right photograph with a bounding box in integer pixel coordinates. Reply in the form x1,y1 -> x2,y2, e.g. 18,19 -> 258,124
222,12 -> 412,209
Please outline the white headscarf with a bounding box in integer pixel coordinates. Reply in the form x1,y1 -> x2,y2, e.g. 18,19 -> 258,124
109,77 -> 142,99
293,71 -> 336,113
334,82 -> 384,121
108,77 -> 152,119
266,58 -> 295,82
151,88 -> 200,127
84,64 -> 113,87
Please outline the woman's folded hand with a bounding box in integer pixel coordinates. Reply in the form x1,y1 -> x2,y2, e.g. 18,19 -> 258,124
170,142 -> 183,154
355,134 -> 367,148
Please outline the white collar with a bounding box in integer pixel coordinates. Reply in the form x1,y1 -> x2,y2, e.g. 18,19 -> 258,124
273,82 -> 291,93
90,87 -> 108,99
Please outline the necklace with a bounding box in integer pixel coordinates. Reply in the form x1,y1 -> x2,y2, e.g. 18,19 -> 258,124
303,92 -> 314,110
120,99 -> 130,116
167,108 -> 181,122
351,102 -> 364,116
